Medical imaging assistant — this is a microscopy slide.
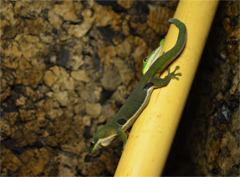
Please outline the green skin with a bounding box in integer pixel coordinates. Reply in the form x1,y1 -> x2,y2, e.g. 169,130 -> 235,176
142,38 -> 165,75
90,18 -> 187,154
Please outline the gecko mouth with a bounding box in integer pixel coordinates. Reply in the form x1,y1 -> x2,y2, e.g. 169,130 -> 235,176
90,147 -> 102,156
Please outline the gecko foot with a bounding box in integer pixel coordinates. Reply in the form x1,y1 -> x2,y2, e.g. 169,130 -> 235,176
167,66 -> 182,80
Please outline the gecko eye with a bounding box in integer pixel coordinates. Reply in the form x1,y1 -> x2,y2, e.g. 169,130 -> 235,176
143,57 -> 148,63
90,141 -> 95,147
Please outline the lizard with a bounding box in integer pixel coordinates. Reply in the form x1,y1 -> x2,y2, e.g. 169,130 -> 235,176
90,18 -> 187,154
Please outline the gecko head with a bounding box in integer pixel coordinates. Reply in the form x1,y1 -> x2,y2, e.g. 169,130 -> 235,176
142,38 -> 165,75
90,126 -> 116,155
142,57 -> 149,75
90,135 -> 101,155
89,141 -> 98,155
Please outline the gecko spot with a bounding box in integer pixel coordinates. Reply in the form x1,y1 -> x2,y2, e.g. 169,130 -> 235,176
117,118 -> 127,126
144,82 -> 154,90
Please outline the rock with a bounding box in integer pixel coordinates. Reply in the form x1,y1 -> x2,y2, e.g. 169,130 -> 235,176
39,33 -> 53,44
122,19 -> 130,36
0,79 -> 10,101
50,54 -> 57,64
64,106 -> 74,119
205,126 -> 220,171
98,115 -> 107,124
131,36 -> 148,62
13,34 -> 47,88
85,161 -> 105,176
71,70 -> 91,82
85,103 -> 101,118
101,67 -> 122,91
77,152 -> 88,175
215,92 -> 223,101
36,98 -> 53,113
19,109 -> 36,122
53,116 -> 77,144
1,168 -> 8,176
82,115 -> 91,126
48,10 -> 63,30
76,83 -> 102,103
111,85 -> 129,105
45,136 -> 58,147
231,107 -> 240,132
22,70 -> 43,88
44,66 -> 74,92
1,147 -> 21,172
13,1 -> 42,19
114,57 -> 134,85
43,66 -> 59,88
117,0 -> 134,9
2,24 -> 19,39
57,74 -> 74,91
216,156 -> 234,175
0,119 -> 12,141
61,141 -> 86,154
36,111 -> 46,128
229,74 -> 239,94
53,1 -> 80,22
10,129 -> 24,146
68,22 -> 93,38
94,2 -> 122,31
24,86 -> 40,102
101,103 -> 117,121
39,148 -> 51,166
115,38 -> 132,58
1,1 -> 15,23
99,149 -> 119,175
68,91 -> 79,105
19,148 -> 49,176
24,17 -> 52,35
15,57 -> 31,85
0,78 -> 8,94
58,166 -> 75,177
24,120 -> 42,135
220,131 -> 240,165
68,9 -> 94,38
3,112 -> 18,126
0,19 -> 9,39
74,100 -> 86,115
147,5 -> 174,34
15,34 -> 48,60
67,54 -> 84,71
97,45 -> 117,66
52,91 -> 69,106
22,128 -> 38,146
48,108 -> 64,120
15,95 -> 27,106
90,120 -> 99,137
0,40 -> 22,69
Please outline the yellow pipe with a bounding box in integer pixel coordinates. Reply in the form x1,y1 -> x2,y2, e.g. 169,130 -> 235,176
115,1 -> 219,176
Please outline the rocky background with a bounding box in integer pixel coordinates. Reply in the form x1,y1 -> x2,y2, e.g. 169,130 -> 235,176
0,0 -> 239,176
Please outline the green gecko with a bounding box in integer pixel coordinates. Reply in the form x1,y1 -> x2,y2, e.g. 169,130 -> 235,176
142,38 -> 165,75
90,18 -> 187,154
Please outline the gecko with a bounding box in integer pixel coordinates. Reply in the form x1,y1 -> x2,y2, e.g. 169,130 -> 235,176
90,18 -> 187,154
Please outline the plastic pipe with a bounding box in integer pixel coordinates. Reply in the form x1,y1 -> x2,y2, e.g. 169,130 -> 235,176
115,0 -> 219,176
